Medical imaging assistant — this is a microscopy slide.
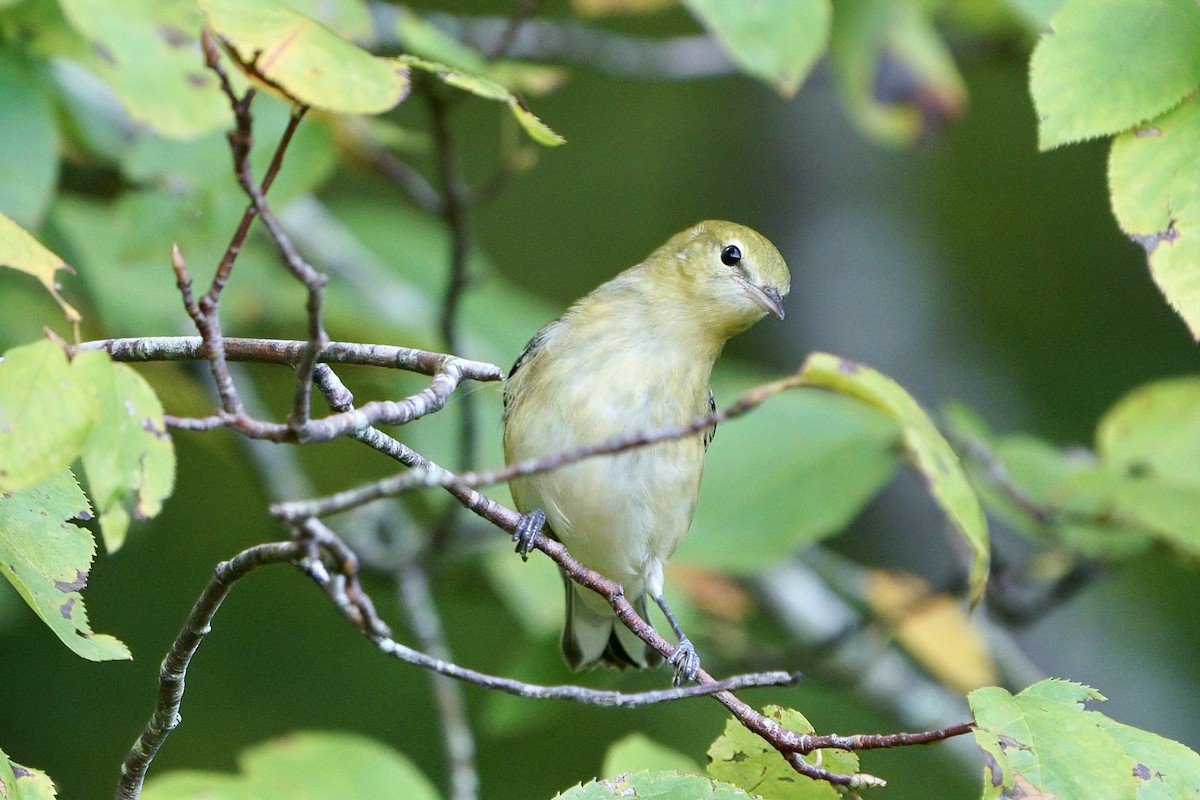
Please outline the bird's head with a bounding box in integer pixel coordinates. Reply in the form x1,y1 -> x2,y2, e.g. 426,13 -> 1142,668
644,220 -> 791,339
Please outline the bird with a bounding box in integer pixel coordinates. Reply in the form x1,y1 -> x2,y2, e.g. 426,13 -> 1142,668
501,220 -> 790,683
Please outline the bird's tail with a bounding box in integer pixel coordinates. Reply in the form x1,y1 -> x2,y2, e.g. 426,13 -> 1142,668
561,573 -> 664,671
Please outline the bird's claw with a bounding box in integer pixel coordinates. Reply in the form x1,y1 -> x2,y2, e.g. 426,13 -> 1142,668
668,638 -> 701,686
513,508 -> 546,562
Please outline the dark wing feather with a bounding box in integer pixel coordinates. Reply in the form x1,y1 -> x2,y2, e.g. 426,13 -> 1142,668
504,322 -> 555,412
703,388 -> 717,450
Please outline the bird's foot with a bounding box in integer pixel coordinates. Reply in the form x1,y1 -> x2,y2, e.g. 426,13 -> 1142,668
512,508 -> 546,562
669,638 -> 701,686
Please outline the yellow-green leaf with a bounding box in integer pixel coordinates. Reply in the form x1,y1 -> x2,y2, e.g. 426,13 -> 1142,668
0,747 -> 57,800
399,56 -> 565,146
0,341 -> 102,493
394,8 -> 565,96
199,0 -> 409,114
1030,0 -> 1200,150
57,0 -> 231,140
0,213 -> 80,326
829,0 -> 967,146
602,734 -> 701,778
707,705 -> 860,799
969,680 -> 1160,800
80,363 -> 176,553
683,0 -> 830,97
0,52 -> 57,228
799,352 -> 990,604
0,469 -> 131,661
1109,94 -> 1200,340
143,732 -> 439,799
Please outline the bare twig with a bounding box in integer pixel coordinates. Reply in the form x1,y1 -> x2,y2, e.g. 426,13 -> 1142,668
483,0 -> 545,61
116,541 -> 304,800
383,514 -> 480,800
298,517 -> 797,705
89,338 -> 498,443
423,82 -> 478,474
79,336 -> 502,381
409,12 -> 736,79
273,371 -> 808,522
296,366 -> 979,786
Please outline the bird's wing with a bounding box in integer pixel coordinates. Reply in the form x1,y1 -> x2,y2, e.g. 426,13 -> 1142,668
703,388 -> 717,450
504,320 -> 558,413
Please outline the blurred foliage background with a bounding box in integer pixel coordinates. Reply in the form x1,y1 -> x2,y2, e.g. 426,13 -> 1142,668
1,0 -> 1198,798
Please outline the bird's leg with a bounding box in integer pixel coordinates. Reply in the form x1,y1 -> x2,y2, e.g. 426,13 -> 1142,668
653,593 -> 701,685
512,508 -> 546,562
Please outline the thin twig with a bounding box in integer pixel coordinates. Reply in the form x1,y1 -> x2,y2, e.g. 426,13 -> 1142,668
273,371 -> 808,522
300,366 -> 979,786
412,12 -> 735,79
115,541 -> 304,800
383,514 -> 480,800
297,517 -> 798,705
483,0 -> 545,60
424,84 -> 477,470
79,336 -> 502,381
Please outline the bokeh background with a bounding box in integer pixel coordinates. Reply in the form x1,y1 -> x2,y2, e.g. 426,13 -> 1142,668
1,2 -> 1198,798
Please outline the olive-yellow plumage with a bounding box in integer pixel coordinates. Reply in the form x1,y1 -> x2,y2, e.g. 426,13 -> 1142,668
502,221 -> 790,678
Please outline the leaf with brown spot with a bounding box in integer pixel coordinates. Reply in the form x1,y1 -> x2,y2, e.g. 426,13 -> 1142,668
58,0 -> 231,139
0,213 -> 80,327
199,0 -> 409,114
0,469 -> 130,661
799,352 -> 990,604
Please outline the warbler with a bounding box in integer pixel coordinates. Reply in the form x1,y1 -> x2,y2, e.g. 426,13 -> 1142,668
502,220 -> 790,682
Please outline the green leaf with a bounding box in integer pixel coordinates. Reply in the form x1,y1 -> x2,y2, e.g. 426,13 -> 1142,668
970,680 -> 1200,800
280,0 -> 372,41
556,771 -> 755,800
829,0 -> 967,146
0,212 -> 81,326
400,56 -> 565,146
119,95 -> 337,205
1109,94 -> 1200,340
394,8 -> 565,96
682,0 -> 830,97
0,469 -> 131,661
1004,0 -> 1067,28
143,731 -> 439,800
1062,469 -> 1200,559
799,353 -> 990,605
943,403 -> 1152,560
0,52 -> 57,228
682,383 -> 898,573
0,747 -> 57,800
1093,717 -> 1200,799
57,0 -> 232,140
1096,377 -> 1200,484
602,734 -> 702,778
80,363 -> 175,553
707,705 -> 860,799
0,341 -> 101,493
198,0 -> 410,114
1030,0 -> 1200,150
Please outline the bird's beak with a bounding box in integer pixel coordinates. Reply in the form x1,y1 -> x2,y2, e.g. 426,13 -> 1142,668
743,281 -> 786,320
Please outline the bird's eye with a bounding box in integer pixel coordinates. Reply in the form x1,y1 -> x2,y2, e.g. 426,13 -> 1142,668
720,244 -> 742,266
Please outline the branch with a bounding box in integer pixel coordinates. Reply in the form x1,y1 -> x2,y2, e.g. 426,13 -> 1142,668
116,541 -> 303,800
420,76 -> 480,549
88,336 -> 500,443
483,0 -> 545,61
273,370 -> 807,522
78,336 -> 502,380
298,516 -> 798,706
371,7 -> 736,80
292,367 -> 979,786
